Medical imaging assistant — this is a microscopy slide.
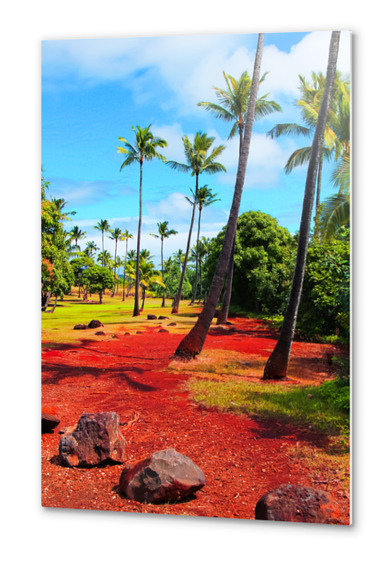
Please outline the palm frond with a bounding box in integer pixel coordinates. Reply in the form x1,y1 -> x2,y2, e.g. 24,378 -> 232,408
266,123 -> 312,139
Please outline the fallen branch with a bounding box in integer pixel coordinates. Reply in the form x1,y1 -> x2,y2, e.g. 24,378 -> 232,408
127,412 -> 140,428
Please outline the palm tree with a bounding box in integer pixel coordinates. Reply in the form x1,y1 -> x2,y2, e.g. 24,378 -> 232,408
115,256 -> 124,295
107,227 -> 124,296
51,197 -> 76,222
189,236 -> 209,303
84,241 -> 99,260
198,70 -> 281,322
121,229 -> 133,301
150,221 -> 178,307
185,185 -> 220,304
125,250 -> 137,297
127,257 -> 165,311
267,72 -> 349,214
173,249 -> 185,272
263,31 -> 341,380
173,33 -> 266,358
68,226 -> 87,252
166,132 -> 226,314
94,220 -> 110,266
118,125 -> 167,316
97,250 -> 112,268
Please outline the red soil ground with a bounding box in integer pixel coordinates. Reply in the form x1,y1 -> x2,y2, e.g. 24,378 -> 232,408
41,318 -> 350,523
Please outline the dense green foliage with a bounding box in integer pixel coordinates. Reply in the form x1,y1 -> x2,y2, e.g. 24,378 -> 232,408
41,176 -> 75,303
206,211 -> 296,314
316,379 -> 350,413
82,265 -> 115,302
296,227 -> 350,339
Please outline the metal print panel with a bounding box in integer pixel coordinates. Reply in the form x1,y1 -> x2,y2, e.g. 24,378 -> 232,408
41,30 -> 351,524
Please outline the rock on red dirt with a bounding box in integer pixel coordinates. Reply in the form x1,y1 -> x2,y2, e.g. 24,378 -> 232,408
255,484 -> 345,524
58,412 -> 126,468
119,448 -> 206,503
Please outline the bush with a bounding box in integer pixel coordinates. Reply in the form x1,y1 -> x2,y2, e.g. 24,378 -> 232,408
316,379 -> 350,413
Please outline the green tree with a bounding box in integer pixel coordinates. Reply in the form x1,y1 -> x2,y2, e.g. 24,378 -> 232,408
150,221 -> 178,307
198,69 -> 281,322
263,31 -> 341,380
84,241 -> 99,260
166,132 -> 226,313
70,255 -> 94,298
82,265 -> 115,304
127,257 -> 165,310
118,125 -> 167,316
107,227 -> 124,296
97,250 -> 112,269
174,33 -> 266,358
206,211 -> 296,314
94,220 -> 110,266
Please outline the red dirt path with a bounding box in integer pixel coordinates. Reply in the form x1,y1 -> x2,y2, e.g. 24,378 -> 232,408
41,318 -> 349,522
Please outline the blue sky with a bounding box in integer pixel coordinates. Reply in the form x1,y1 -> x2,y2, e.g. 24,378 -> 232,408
42,30 -> 350,261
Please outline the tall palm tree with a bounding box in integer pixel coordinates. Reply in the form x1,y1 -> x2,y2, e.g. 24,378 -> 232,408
107,227 -> 124,296
97,250 -> 112,268
173,33 -> 266,358
125,249 -> 137,297
198,70 -> 282,322
115,256 -> 124,295
263,31 -> 341,380
121,229 -> 133,301
189,236 -> 210,303
126,257 -> 165,311
166,132 -> 226,314
94,220 -> 110,266
118,125 -> 167,316
267,72 -> 349,214
150,221 -> 178,307
68,225 -> 86,252
185,185 -> 220,304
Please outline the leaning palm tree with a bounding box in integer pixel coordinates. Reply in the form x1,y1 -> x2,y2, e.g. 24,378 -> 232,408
107,227 -> 124,296
263,31 -> 341,380
121,229 -> 133,301
68,225 -> 86,252
94,220 -> 110,266
150,221 -> 178,307
118,125 -> 167,316
173,33 -> 266,358
166,132 -> 226,314
185,185 -> 220,304
198,70 -> 281,322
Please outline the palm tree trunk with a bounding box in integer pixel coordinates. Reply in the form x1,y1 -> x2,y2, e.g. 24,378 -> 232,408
263,31 -> 340,380
112,240 -> 118,297
133,161 -> 143,316
172,173 -> 198,314
316,153 -> 323,213
99,291 -> 103,304
45,295 -> 58,313
190,207 -> 202,304
161,238 -> 165,307
123,239 -> 128,301
217,235 -> 236,324
173,33 -> 265,358
199,260 -> 203,303
102,232 -> 105,267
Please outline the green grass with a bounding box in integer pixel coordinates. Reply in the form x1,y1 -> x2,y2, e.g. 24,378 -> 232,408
186,378 -> 349,436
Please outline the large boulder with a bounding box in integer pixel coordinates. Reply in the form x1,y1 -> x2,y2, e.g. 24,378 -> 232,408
147,314 -> 157,320
254,484 -> 344,524
119,448 -> 206,503
58,412 -> 127,468
42,410 -> 60,433
73,324 -> 88,330
88,319 -> 104,329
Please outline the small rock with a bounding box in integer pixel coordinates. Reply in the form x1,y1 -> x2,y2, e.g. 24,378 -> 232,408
88,319 -> 104,329
254,484 -> 344,524
119,448 -> 206,503
147,314 -> 157,320
136,331 -> 142,334
111,334 -> 119,339
167,322 -> 177,326
307,394 -> 313,399
73,324 -> 88,330
58,412 -> 127,468
95,331 -> 105,336
158,316 -> 169,320
42,411 -> 60,433
124,332 -> 130,336
158,329 -> 169,333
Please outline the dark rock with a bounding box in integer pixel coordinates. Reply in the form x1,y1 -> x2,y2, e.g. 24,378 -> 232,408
111,334 -> 119,339
124,332 -> 130,336
42,412 -> 60,433
119,448 -> 206,503
158,329 -> 169,333
95,331 -> 105,336
158,316 -> 169,320
254,484 -> 344,524
58,412 -> 127,468
73,324 -> 88,330
167,322 -> 177,326
147,314 -> 157,320
88,319 -> 104,329
136,331 -> 142,334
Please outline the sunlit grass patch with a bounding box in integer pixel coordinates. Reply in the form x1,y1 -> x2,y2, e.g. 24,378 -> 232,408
186,377 -> 349,435
169,349 -> 267,380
